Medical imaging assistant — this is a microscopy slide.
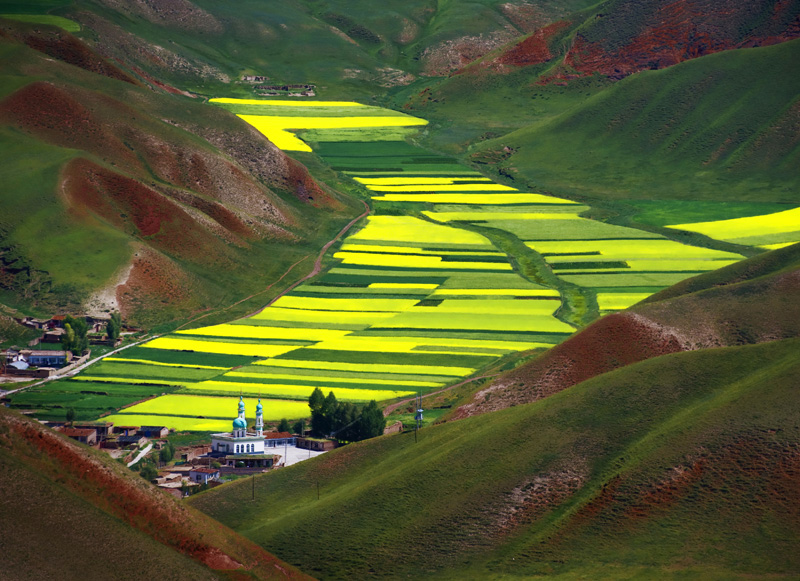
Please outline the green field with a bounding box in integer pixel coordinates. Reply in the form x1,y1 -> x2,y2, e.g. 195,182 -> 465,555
14,98 -> 785,431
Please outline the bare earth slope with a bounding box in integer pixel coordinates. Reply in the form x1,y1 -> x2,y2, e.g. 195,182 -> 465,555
0,406 -> 312,581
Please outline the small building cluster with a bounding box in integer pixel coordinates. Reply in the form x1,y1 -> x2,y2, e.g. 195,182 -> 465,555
4,349 -> 71,376
39,395 -> 335,498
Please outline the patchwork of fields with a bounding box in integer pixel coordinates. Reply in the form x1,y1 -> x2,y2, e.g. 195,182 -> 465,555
16,99 -> 793,430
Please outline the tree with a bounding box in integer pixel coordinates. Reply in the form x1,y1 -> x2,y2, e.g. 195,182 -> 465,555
66,407 -> 76,424
292,419 -> 304,436
308,387 -> 325,413
61,323 -> 75,354
357,400 -> 386,440
106,312 -> 122,343
140,462 -> 158,481
310,389 -> 337,437
63,315 -> 88,355
159,441 -> 175,464
277,418 -> 291,433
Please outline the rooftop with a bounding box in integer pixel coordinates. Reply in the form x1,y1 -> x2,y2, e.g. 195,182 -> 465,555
62,428 -> 95,437
190,467 -> 220,474
118,435 -> 145,443
265,432 -> 294,439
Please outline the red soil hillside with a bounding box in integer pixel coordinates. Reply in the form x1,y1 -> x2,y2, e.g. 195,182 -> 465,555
494,20 -> 572,67
563,0 -> 800,80
0,406 -> 312,580
0,28 -> 358,324
455,244 -> 800,419
0,18 -> 140,85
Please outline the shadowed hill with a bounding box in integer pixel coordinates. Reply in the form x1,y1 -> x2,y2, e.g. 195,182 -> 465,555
190,338 -> 800,579
0,22 -> 359,326
0,406 -> 312,580
455,243 -> 800,419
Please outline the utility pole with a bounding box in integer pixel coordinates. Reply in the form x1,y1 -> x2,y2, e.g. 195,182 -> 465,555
414,392 -> 423,444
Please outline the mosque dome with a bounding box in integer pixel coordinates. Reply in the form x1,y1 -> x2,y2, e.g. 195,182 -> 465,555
233,417 -> 247,430
256,399 -> 263,412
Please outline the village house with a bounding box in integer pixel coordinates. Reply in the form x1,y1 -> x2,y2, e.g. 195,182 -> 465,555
116,434 -> 147,448
112,425 -> 138,436
189,467 -> 220,485
41,328 -> 65,343
79,422 -> 112,442
60,427 -> 97,446
264,431 -> 296,448
180,445 -> 212,463
138,426 -> 168,439
296,437 -> 337,452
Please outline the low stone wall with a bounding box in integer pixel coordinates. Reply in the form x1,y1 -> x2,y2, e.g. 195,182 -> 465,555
219,466 -> 270,476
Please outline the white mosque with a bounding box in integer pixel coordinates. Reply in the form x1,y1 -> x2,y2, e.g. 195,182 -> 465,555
210,396 -> 276,468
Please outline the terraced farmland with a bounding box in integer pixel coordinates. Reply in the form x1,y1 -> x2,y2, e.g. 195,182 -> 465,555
25,98 -> 789,430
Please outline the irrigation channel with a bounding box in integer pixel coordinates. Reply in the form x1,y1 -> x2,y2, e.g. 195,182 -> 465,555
13,99 -> 764,430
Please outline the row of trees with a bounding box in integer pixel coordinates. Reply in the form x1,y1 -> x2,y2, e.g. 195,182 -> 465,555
60,312 -> 123,355
277,417 -> 305,436
61,315 -> 89,356
308,388 -> 386,442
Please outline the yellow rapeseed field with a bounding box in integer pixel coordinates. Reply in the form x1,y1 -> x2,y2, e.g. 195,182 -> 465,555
238,114 -> 427,151
354,177 -> 492,185
366,184 -> 517,192
103,357 -> 229,370
253,358 -> 475,376
249,307 -> 397,325
176,324 -> 351,342
332,251 -> 512,270
271,295 -> 418,312
107,394 -> 312,424
596,293 -> 653,310
189,381 -> 415,402
225,371 -> 443,387
142,337 -> 300,358
667,206 -> 800,241
347,216 -> 492,246
371,193 -> 578,204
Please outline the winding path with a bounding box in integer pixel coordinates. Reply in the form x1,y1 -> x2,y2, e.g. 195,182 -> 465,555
127,442 -> 153,467
383,373 -> 500,417
251,199 -> 370,316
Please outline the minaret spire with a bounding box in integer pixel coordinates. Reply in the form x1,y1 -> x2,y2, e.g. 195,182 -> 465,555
255,398 -> 264,437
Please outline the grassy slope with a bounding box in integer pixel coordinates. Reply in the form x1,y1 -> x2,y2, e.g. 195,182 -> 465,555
0,22 -> 360,327
0,406 -> 312,580
476,39 -> 800,205
64,0 -> 595,99
454,243 -> 800,418
190,338 -> 800,579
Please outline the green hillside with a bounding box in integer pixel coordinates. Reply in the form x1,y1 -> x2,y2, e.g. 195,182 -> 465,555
0,19 -> 361,327
454,243 -> 800,419
0,406 -> 311,580
191,338 -> 800,579
474,39 -> 800,206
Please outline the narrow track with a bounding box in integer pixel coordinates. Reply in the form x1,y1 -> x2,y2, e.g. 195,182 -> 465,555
251,199 -> 370,316
383,373 -> 500,417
